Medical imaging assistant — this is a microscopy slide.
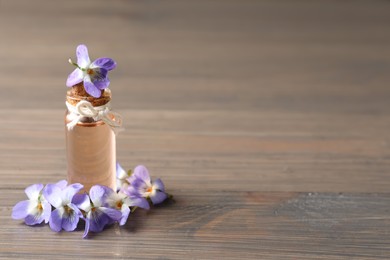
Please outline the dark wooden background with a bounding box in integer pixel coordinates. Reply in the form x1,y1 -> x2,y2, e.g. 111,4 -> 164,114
1,0 -> 390,259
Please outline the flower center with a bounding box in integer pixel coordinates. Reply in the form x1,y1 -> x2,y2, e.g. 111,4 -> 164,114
87,69 -> 94,75
37,203 -> 43,211
64,205 -> 73,215
116,201 -> 123,209
147,187 -> 153,193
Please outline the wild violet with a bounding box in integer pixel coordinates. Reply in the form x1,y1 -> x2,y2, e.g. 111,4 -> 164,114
12,164 -> 170,238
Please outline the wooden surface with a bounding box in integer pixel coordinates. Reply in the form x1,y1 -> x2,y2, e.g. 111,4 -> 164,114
1,0 -> 390,259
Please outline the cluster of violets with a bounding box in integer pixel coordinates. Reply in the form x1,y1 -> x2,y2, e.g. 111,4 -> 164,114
12,164 -> 168,238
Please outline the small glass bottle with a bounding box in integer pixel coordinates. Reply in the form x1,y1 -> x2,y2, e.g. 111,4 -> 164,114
65,84 -> 120,193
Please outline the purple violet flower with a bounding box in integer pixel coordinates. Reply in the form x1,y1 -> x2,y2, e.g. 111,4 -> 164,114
73,185 -> 121,238
66,44 -> 116,98
105,189 -> 150,226
43,182 -> 84,232
12,184 -> 51,225
125,165 -> 167,205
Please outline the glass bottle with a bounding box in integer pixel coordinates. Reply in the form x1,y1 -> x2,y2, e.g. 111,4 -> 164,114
65,85 -> 120,193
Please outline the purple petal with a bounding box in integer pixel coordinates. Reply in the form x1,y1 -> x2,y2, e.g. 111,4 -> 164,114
116,163 -> 127,179
63,183 -> 83,204
128,196 -> 150,210
100,187 -> 116,208
132,178 -> 150,196
150,191 -> 167,205
100,207 -> 122,221
92,76 -> 110,90
43,201 -> 51,224
83,76 -> 101,98
119,206 -> 130,226
43,184 -> 63,208
130,165 -> 151,184
66,68 -> 83,87
123,181 -> 146,198
83,218 -> 90,238
72,193 -> 91,212
49,208 -> 63,232
153,178 -> 165,192
100,185 -> 115,197
62,215 -> 79,231
121,186 -> 132,197
25,184 -> 44,200
76,44 -> 91,68
25,214 -> 44,225
89,185 -> 106,206
89,210 -> 109,233
62,205 -> 80,232
12,200 -> 30,219
55,180 -> 68,190
91,57 -> 116,71
69,203 -> 82,216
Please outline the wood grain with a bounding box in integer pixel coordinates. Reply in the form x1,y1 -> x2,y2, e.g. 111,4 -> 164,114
1,0 -> 390,259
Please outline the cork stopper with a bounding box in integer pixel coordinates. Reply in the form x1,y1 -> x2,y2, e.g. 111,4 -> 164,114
66,83 -> 111,107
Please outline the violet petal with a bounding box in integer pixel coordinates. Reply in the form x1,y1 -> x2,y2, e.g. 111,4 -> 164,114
55,180 -> 68,190
76,44 -> 91,68
131,178 -> 150,196
100,207 -> 122,221
89,185 -> 106,207
91,57 -> 116,71
11,200 -> 30,220
150,191 -> 167,205
43,200 -> 51,224
153,178 -> 165,192
43,184 -> 63,208
25,184 -> 44,200
63,183 -> 83,204
89,210 -> 109,233
66,68 -> 83,87
123,182 -> 144,198
72,193 -> 91,212
130,165 -> 151,184
83,217 -> 90,238
49,208 -> 63,232
116,163 -> 127,179
83,76 -> 101,98
62,207 -> 80,232
92,76 -> 110,90
25,214 -> 43,226
119,206 -> 130,226
128,196 -> 150,210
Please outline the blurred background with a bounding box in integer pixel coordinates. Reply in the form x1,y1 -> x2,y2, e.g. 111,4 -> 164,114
1,0 -> 389,112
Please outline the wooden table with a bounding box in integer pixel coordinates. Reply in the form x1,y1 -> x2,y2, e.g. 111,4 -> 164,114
1,0 -> 389,259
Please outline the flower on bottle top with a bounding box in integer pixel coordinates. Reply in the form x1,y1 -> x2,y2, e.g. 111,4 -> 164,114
66,44 -> 116,98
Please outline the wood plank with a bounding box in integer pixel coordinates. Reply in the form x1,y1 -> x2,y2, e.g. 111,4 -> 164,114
2,191 -> 390,259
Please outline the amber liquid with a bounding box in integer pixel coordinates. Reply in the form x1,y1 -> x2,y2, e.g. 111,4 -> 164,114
66,118 -> 116,193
